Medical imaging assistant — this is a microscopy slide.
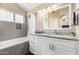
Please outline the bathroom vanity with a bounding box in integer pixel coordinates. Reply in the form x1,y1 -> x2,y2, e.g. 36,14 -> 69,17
28,3 -> 78,55
29,34 -> 79,55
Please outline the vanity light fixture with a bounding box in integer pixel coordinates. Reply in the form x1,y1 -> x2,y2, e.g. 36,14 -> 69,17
38,9 -> 47,14
38,4 -> 58,13
47,7 -> 51,12
38,10 -> 44,15
42,9 -> 46,12
38,4 -> 59,13
51,4 -> 58,9
38,10 -> 41,13
41,9 -> 47,13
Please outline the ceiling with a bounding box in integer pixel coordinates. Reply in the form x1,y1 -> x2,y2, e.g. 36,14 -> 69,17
0,3 -> 67,13
17,3 -> 58,12
18,3 -> 42,12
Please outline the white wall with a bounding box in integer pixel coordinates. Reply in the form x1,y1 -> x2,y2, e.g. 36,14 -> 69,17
0,4 -> 28,41
35,13 -> 43,32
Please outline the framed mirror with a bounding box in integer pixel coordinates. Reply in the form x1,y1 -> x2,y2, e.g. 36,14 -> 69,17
43,4 -> 75,30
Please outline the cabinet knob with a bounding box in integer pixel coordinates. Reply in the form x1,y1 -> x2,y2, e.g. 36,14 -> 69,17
49,44 -> 51,50
52,45 -> 54,51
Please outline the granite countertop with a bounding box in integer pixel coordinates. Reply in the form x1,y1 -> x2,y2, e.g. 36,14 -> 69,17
30,33 -> 79,41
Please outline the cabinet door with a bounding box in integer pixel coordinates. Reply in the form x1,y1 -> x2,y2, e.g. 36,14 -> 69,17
39,37 -> 52,55
76,41 -> 79,55
55,44 -> 76,55
50,38 -> 56,55
29,35 -> 39,55
55,38 -> 76,55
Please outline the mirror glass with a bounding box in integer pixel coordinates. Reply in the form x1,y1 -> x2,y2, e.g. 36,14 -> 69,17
43,4 -> 73,29
48,6 -> 69,29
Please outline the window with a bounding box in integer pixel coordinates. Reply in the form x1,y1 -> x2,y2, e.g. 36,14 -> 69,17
0,9 -> 24,26
16,23 -> 22,30
0,10 -> 14,22
15,14 -> 24,24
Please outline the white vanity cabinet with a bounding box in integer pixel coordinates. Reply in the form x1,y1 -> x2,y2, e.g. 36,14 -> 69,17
55,39 -> 76,55
29,35 -> 39,55
39,36 -> 76,55
75,41 -> 79,55
29,35 -> 77,55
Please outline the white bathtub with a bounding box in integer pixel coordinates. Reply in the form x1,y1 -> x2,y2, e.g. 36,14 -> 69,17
0,37 -> 29,50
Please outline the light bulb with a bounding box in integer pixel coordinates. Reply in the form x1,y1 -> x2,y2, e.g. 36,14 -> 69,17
52,4 -> 58,8
42,9 -> 46,12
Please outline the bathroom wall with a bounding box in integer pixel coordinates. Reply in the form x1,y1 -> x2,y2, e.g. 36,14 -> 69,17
0,4 -> 28,41
35,13 -> 44,32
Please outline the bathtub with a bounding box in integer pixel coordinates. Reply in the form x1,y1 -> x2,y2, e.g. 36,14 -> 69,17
0,37 -> 29,55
